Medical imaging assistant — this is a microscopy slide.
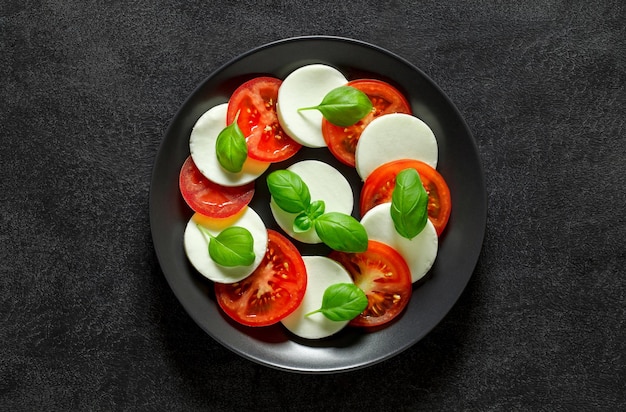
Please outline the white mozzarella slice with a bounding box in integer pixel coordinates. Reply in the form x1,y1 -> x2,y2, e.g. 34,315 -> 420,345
183,208 -> 268,284
269,160 -> 354,244
360,203 -> 438,283
189,103 -> 270,187
355,113 -> 438,180
276,64 -> 348,148
281,256 -> 354,339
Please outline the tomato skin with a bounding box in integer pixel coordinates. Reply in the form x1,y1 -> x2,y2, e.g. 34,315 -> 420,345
330,240 -> 412,328
215,229 -> 307,327
360,159 -> 452,236
179,156 -> 254,219
322,79 -> 412,167
227,77 -> 301,163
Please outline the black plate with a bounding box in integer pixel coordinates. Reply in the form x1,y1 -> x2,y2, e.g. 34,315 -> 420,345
150,36 -> 486,373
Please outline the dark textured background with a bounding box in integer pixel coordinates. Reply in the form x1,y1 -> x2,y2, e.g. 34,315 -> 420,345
2,1 -> 624,410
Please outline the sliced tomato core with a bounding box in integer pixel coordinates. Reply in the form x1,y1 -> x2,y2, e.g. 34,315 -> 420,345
322,79 -> 412,166
215,230 -> 307,327
330,240 -> 412,328
227,77 -> 301,162
360,159 -> 452,235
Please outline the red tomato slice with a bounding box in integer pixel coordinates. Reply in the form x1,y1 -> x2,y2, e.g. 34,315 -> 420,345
227,77 -> 302,163
322,79 -> 412,167
215,229 -> 307,327
360,159 -> 452,236
179,156 -> 254,219
330,240 -> 412,328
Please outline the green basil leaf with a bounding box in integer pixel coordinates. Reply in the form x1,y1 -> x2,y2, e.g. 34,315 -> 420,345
267,170 -> 311,213
198,225 -> 255,267
216,113 -> 247,173
314,212 -> 368,253
390,168 -> 429,240
293,200 -> 326,233
305,283 -> 368,321
293,212 -> 313,233
298,86 -> 373,127
306,200 -> 326,220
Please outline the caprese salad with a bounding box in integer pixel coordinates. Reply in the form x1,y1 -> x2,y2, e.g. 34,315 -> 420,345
178,63 -> 452,340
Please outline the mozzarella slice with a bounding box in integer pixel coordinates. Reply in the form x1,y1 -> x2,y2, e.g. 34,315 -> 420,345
360,203 -> 438,283
183,208 -> 268,283
189,103 -> 270,187
269,160 -> 354,244
276,64 -> 348,148
355,113 -> 438,180
281,256 -> 354,339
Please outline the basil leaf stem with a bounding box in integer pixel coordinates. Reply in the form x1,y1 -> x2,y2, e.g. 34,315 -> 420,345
390,168 -> 429,240
305,283 -> 368,321
298,86 -> 372,127
267,170 -> 311,213
197,225 -> 255,267
314,212 -> 368,253
216,112 -> 247,173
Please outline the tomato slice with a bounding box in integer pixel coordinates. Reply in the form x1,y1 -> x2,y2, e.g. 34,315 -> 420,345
227,77 -> 302,163
330,240 -> 412,328
360,159 -> 452,236
179,156 -> 254,219
214,229 -> 307,327
322,79 -> 412,166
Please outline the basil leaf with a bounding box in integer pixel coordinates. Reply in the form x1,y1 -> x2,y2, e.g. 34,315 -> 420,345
306,200 -> 326,220
314,212 -> 368,253
216,113 -> 247,173
293,200 -> 326,233
293,212 -> 313,233
305,283 -> 368,321
390,168 -> 429,240
197,225 -> 255,267
298,86 -> 373,127
267,170 -> 311,213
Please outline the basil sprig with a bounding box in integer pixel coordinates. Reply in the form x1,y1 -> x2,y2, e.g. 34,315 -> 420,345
390,168 -> 429,240
267,170 -> 368,253
216,112 -> 247,173
305,283 -> 368,321
197,225 -> 255,267
298,86 -> 373,127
